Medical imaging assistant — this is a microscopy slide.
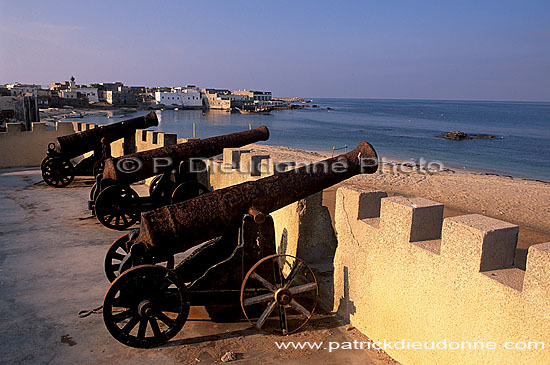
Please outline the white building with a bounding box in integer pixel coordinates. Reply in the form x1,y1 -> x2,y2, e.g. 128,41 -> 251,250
155,89 -> 202,108
58,87 -> 98,103
73,87 -> 99,103
6,83 -> 41,97
232,90 -> 272,101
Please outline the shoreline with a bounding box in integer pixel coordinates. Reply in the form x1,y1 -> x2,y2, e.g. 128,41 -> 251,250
308,147 -> 550,185
247,144 -> 550,270
39,106 -> 550,183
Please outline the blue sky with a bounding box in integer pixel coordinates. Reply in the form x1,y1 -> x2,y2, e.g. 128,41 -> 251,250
0,0 -> 549,101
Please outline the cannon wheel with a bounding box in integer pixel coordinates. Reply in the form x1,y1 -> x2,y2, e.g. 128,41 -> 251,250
240,254 -> 318,335
103,265 -> 189,348
95,185 -> 140,230
105,233 -> 176,282
89,182 -> 98,201
41,157 -> 75,188
148,175 -> 162,196
40,156 -> 51,170
171,181 -> 209,204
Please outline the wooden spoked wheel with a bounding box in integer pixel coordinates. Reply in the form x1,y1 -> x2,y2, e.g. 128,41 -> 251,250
240,254 -> 318,335
94,185 -> 139,230
40,156 -> 51,170
104,232 -> 175,282
103,265 -> 189,348
41,157 -> 75,188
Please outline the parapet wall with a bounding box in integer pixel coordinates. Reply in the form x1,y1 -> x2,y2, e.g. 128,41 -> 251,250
0,120 -> 176,169
207,148 -> 337,262
333,186 -> 549,364
0,122 -> 74,168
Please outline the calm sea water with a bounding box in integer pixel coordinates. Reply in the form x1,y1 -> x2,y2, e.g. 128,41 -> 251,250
70,99 -> 550,180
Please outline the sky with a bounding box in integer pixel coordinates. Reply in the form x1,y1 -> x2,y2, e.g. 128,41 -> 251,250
0,0 -> 549,101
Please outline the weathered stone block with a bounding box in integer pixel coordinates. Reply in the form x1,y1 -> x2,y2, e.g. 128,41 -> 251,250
337,186 -> 387,221
380,196 -> 444,243
222,148 -> 250,169
523,242 -> 550,317
441,214 -> 518,272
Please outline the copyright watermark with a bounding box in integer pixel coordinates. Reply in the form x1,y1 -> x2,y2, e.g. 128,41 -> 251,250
114,156 -> 447,176
116,157 -> 143,174
275,339 -> 545,352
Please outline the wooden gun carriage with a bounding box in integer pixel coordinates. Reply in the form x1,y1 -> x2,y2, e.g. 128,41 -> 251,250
90,126 -> 270,230
101,141 -> 379,348
41,112 -> 158,187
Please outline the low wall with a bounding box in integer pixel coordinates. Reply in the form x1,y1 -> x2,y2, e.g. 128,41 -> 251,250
0,122 -> 74,168
0,120 -> 176,169
333,186 -> 549,364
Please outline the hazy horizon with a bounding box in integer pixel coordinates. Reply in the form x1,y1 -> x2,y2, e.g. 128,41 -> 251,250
1,0 -> 549,102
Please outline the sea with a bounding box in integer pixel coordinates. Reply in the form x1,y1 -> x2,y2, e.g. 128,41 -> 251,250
68,99 -> 550,181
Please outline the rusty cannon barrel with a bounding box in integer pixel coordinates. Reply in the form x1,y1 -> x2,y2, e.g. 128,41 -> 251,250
41,112 -> 158,188
137,141 -> 378,255
101,126 -> 270,185
52,111 -> 159,158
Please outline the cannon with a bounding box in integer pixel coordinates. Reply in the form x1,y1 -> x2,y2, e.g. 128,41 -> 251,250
90,126 -> 270,231
41,112 -> 159,187
101,141 -> 378,348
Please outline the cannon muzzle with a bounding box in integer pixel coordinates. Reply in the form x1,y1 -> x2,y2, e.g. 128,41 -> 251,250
137,141 -> 378,254
53,112 -> 159,158
101,126 -> 270,185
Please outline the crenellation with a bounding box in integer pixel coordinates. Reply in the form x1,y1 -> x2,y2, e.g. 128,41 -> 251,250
134,129 -> 177,153
56,121 -> 74,134
240,153 -> 271,176
380,196 -> 444,244
441,214 -> 518,272
523,242 -> 550,317
0,120 -> 82,167
6,123 -> 22,133
345,186 -> 387,220
31,122 -> 46,132
332,186 -> 550,364
222,148 -> 250,169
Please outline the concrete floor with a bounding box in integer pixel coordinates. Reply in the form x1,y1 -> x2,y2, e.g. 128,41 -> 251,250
0,168 -> 395,364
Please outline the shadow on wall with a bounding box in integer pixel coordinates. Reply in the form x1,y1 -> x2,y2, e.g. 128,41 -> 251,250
336,266 -> 357,323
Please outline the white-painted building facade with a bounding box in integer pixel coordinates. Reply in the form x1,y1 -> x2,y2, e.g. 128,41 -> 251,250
155,89 -> 202,108
6,83 -> 41,97
58,87 -> 99,103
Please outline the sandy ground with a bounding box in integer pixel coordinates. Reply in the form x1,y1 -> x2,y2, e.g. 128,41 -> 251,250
249,144 -> 550,270
0,168 -> 396,365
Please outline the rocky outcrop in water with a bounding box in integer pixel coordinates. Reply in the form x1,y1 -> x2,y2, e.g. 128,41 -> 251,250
441,130 -> 496,140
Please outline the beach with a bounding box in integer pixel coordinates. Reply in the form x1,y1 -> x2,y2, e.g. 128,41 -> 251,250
38,104 -> 550,269
247,144 -> 550,270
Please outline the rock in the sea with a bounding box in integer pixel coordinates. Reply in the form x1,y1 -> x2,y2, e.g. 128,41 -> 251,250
443,130 -> 469,140
441,130 -> 496,140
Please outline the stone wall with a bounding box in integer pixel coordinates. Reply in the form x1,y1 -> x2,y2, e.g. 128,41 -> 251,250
332,186 -> 549,364
0,122 -> 74,168
0,120 -> 174,169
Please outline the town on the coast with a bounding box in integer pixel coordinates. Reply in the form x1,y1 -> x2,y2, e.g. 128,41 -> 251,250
0,77 -> 316,130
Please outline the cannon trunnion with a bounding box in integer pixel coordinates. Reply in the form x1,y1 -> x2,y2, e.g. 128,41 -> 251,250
41,112 -> 158,188
90,126 -> 270,231
101,141 -> 379,348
